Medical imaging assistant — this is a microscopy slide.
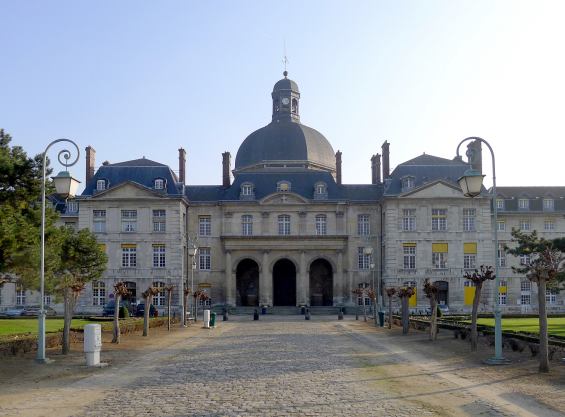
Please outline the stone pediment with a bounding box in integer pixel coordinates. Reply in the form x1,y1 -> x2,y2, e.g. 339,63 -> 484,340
400,180 -> 463,199
260,192 -> 309,205
90,181 -> 166,199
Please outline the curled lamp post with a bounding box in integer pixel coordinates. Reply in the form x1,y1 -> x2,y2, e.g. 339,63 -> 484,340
37,139 -> 80,363
456,137 -> 508,365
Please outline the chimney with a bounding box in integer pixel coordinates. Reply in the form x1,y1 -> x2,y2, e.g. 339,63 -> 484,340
466,140 -> 482,173
381,140 -> 390,179
335,151 -> 342,185
85,146 -> 95,184
222,151 -> 231,187
178,148 -> 186,183
371,153 -> 381,184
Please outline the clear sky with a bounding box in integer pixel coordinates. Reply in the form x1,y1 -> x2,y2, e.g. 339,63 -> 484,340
2,0 -> 564,190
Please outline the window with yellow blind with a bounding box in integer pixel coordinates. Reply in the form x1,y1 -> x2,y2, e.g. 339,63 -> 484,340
464,280 -> 476,305
432,243 -> 448,269
463,242 -> 477,269
121,243 -> 137,267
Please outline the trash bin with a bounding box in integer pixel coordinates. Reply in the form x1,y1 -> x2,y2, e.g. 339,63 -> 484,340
210,312 -> 216,327
378,311 -> 385,327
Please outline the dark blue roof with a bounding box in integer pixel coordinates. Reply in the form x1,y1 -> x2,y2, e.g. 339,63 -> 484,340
385,154 -> 470,196
186,171 -> 382,202
81,158 -> 182,196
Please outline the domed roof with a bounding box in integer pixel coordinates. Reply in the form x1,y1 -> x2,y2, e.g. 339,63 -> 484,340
235,120 -> 336,171
273,75 -> 299,93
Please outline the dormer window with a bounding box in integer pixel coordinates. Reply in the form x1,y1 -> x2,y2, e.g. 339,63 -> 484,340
401,176 -> 415,191
543,198 -> 554,211
96,179 -> 106,191
518,198 -> 529,210
313,182 -> 328,200
154,178 -> 165,190
240,182 -> 255,200
277,181 -> 291,192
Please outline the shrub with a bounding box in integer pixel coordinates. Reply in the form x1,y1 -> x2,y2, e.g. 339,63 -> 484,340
119,306 -> 129,318
436,305 -> 443,318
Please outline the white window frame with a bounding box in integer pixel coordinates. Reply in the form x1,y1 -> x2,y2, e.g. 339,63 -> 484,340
121,246 -> 137,268
520,280 -> 531,305
402,209 -> 416,231
153,244 -> 166,268
432,252 -> 448,269
154,178 -> 164,190
497,243 -> 506,267
357,282 -> 371,306
463,208 -> 476,232
16,286 -> 26,306
497,220 -> 506,232
357,214 -> 370,236
241,183 -> 254,196
357,247 -> 371,270
315,214 -> 327,235
431,209 -> 447,231
121,210 -> 137,232
498,280 -> 507,305
496,199 -> 504,210
463,254 -> 476,269
66,200 -> 78,213
242,215 -> 253,236
199,247 -> 211,271
543,198 -> 554,211
199,216 -> 211,236
403,245 -> 416,270
153,281 -> 166,306
518,199 -> 529,210
96,179 -> 106,191
544,220 -> 555,231
316,183 -> 326,195
93,210 -> 106,233
546,288 -> 557,305
519,219 -> 531,231
153,209 -> 166,232
278,214 -> 291,235
92,281 -> 106,306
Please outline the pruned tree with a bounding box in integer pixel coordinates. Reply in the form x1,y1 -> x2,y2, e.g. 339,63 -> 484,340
112,281 -> 129,344
463,265 -> 495,351
367,288 -> 377,325
142,286 -> 160,336
184,287 -> 191,325
507,229 -> 564,372
164,284 -> 174,331
423,279 -> 439,341
398,286 -> 415,335
193,289 -> 207,322
351,288 -> 367,321
385,287 -> 397,329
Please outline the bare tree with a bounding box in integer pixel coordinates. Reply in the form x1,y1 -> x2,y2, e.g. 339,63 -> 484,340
184,287 -> 191,325
398,287 -> 415,335
142,286 -> 160,337
423,279 -> 439,341
112,282 -> 129,344
367,288 -> 377,325
464,265 -> 496,351
385,287 -> 397,329
164,284 -> 174,331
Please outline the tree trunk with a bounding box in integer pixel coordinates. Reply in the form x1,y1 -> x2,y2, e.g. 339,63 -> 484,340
388,297 -> 393,329
167,290 -> 172,331
429,297 -> 438,341
373,297 -> 378,326
112,294 -> 121,344
470,282 -> 483,351
362,301 -> 367,322
62,288 -> 73,354
143,295 -> 151,336
402,297 -> 409,335
537,278 -> 549,373
182,291 -> 187,326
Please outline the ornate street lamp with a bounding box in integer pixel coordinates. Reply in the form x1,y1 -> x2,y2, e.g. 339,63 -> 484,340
187,237 -> 198,322
456,137 -> 508,365
37,139 -> 80,363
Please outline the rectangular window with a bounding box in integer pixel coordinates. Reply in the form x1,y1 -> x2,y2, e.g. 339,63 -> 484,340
498,280 -> 507,305
496,199 -> 504,210
520,254 -> 531,265
497,220 -> 506,232
153,244 -> 166,268
402,209 -> 416,231
357,214 -> 370,236
402,243 -> 416,269
546,289 -> 557,305
315,214 -> 327,235
153,209 -> 166,232
92,281 -> 106,306
199,247 -> 211,270
432,242 -> 448,269
93,210 -> 106,233
431,209 -> 447,231
497,243 -> 506,267
521,280 -> 532,305
463,208 -> 476,232
357,283 -> 371,306
43,294 -> 52,305
518,199 -> 529,210
121,210 -> 137,232
521,280 -> 531,292
66,201 -> 78,213
543,198 -> 554,211
16,286 -> 26,306
242,215 -> 253,236
96,179 -> 106,191
199,216 -> 211,236
357,247 -> 372,270
544,220 -> 555,231
519,219 -> 531,231
121,244 -> 137,267
463,242 -> 477,269
278,215 -> 291,235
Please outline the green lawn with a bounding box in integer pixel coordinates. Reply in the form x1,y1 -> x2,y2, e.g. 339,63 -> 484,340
0,318 -> 114,337
476,317 -> 565,337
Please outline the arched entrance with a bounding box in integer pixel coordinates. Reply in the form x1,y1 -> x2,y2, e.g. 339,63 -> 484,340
273,259 -> 296,306
309,259 -> 333,306
236,259 -> 259,306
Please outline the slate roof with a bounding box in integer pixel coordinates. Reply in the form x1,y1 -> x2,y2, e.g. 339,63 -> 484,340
273,76 -> 299,93
186,171 -> 382,203
384,153 -> 470,196
81,158 -> 182,196
494,187 -> 565,212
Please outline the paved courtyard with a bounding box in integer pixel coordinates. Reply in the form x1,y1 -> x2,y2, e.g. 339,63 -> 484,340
1,317 -> 564,416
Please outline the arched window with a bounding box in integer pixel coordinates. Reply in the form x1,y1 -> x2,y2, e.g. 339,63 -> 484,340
152,281 -> 166,306
278,214 -> 291,235
292,98 -> 298,114
96,179 -> 106,191
401,176 -> 415,191
315,214 -> 327,235
240,182 -> 255,199
92,281 -> 106,306
154,178 -> 165,190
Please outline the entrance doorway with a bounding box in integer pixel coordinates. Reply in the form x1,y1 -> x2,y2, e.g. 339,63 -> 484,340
309,259 -> 333,306
236,259 -> 259,306
436,280 -> 449,306
273,259 -> 296,306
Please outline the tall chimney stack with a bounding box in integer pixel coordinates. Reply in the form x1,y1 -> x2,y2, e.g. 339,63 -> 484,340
222,152 -> 231,187
178,148 -> 186,183
371,153 -> 381,184
335,151 -> 342,185
381,141 -> 390,179
85,146 -> 96,184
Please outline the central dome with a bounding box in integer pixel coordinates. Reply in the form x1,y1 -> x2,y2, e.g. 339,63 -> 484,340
234,73 -> 336,173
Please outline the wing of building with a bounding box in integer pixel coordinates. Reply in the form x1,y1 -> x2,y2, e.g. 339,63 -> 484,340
4,73 -> 564,316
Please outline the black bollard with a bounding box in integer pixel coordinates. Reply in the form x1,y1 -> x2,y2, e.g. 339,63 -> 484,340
355,310 -> 359,320
253,309 -> 259,320
223,306 -> 229,321
305,308 -> 311,320
338,308 -> 344,320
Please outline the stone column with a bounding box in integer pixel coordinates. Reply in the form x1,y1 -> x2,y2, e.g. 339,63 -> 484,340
225,251 -> 235,306
299,251 -> 308,306
335,250 -> 344,305
260,251 -> 272,306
